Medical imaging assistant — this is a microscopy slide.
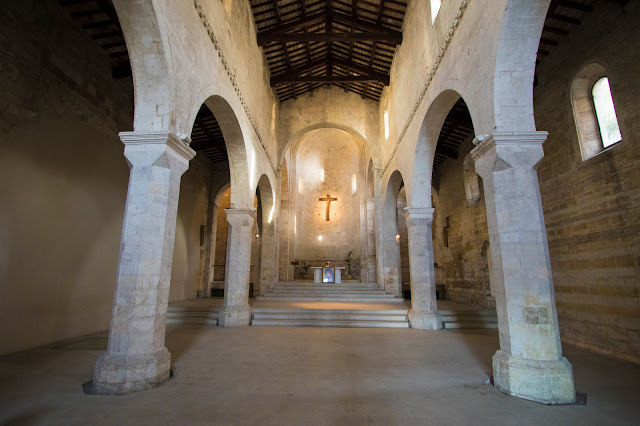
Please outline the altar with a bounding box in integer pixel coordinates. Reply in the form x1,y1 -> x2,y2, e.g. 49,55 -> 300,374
310,266 -> 346,283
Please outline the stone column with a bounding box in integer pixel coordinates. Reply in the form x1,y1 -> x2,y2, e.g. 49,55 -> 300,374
404,207 -> 442,330
471,132 -> 575,404
383,222 -> 402,298
365,199 -> 377,282
218,208 -> 256,326
92,132 -> 195,395
372,167 -> 385,289
259,219 -> 277,295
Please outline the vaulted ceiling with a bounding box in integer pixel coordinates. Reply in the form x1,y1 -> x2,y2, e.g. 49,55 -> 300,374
250,0 -> 407,102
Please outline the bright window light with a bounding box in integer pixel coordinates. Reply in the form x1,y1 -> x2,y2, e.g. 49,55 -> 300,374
592,77 -> 622,148
318,235 -> 323,241
298,176 -> 304,194
384,110 -> 389,140
431,0 -> 441,24
321,168 -> 324,182
351,174 -> 357,195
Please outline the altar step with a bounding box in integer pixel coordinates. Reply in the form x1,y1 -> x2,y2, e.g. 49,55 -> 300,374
440,309 -> 498,329
251,308 -> 410,328
167,305 -> 219,325
255,282 -> 404,303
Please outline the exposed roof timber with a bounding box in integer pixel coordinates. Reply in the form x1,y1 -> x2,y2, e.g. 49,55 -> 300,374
258,30 -> 401,46
272,74 -> 388,84
251,0 -> 406,102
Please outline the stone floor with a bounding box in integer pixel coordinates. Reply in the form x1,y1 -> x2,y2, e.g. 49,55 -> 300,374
1,325 -> 639,424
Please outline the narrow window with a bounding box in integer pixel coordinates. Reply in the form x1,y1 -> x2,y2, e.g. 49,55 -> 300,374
384,110 -> 389,140
592,77 -> 621,148
431,0 -> 442,24
571,64 -> 623,160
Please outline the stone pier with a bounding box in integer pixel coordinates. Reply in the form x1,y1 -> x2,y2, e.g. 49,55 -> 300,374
471,132 -> 575,404
218,208 -> 256,327
404,207 -> 442,330
92,132 -> 195,395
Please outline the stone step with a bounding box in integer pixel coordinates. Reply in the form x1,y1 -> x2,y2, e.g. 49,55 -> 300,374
252,308 -> 409,315
251,319 -> 409,328
271,286 -> 382,290
254,296 -> 404,302
166,307 -> 219,325
264,292 -> 394,297
167,317 -> 218,325
443,321 -> 499,329
253,312 -> 409,321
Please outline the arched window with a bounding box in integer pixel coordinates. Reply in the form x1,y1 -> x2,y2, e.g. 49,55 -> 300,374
431,0 -> 442,24
592,77 -> 622,148
571,64 -> 622,160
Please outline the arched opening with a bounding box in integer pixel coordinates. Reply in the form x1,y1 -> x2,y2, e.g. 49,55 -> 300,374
382,170 -> 404,298
429,98 -> 494,308
278,157 -> 292,282
570,64 -> 622,160
256,174 -> 277,295
363,159 -> 377,283
397,186 -> 410,299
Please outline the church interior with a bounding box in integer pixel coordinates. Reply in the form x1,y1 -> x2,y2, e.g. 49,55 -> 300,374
1,0 -> 639,423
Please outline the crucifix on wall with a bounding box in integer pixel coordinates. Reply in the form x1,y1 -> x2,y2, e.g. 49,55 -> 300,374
319,193 -> 337,221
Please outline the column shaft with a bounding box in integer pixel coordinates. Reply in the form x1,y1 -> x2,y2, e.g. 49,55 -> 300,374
471,132 -> 575,404
404,207 -> 442,329
373,167 -> 385,289
92,132 -> 194,395
218,208 -> 256,326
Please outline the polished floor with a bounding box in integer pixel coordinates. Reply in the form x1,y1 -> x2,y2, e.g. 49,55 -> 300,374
1,324 -> 639,425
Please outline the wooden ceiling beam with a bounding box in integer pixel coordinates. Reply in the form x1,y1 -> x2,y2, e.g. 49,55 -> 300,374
258,31 -> 402,46
272,74 -> 389,85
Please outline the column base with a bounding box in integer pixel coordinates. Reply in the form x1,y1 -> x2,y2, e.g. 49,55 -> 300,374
89,347 -> 171,395
408,309 -> 443,330
492,350 -> 575,404
218,304 -> 252,327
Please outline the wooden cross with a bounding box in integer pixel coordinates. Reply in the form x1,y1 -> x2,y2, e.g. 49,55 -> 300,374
319,193 -> 337,221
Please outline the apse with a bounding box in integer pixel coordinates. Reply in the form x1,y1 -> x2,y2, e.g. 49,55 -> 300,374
293,128 -> 362,269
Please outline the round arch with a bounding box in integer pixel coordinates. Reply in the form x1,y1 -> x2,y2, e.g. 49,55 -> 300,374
113,0 -> 174,132
381,169 -> 405,298
412,89 -> 478,209
279,122 -> 373,167
493,0 -> 552,132
255,173 -> 278,293
186,95 -> 253,209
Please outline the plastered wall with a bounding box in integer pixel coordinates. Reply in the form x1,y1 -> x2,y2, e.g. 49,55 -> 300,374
0,1 -> 131,355
293,129 -> 361,274
534,1 -> 640,362
0,1 -> 215,354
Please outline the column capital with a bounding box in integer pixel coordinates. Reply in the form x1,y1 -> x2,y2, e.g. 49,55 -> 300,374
403,207 -> 435,220
119,131 -> 196,162
224,208 -> 257,226
470,131 -> 548,178
224,207 -> 257,218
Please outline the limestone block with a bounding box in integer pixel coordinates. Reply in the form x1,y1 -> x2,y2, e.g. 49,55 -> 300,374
92,132 -> 195,395
404,207 -> 442,330
471,132 -> 575,404
218,208 -> 256,327
492,350 -> 575,404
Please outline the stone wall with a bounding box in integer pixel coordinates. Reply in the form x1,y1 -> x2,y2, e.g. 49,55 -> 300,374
431,139 -> 494,308
0,1 -> 214,355
534,1 -> 640,362
170,154 -> 212,302
0,1 -> 132,355
292,129 -> 362,276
